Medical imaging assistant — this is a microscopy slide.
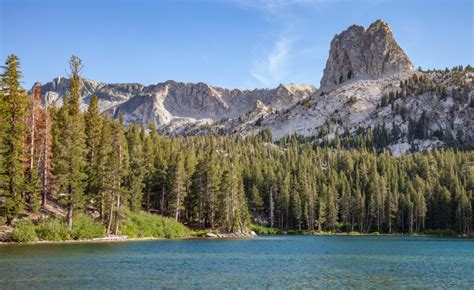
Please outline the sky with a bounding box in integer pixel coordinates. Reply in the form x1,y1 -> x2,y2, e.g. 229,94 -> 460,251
1,0 -> 473,89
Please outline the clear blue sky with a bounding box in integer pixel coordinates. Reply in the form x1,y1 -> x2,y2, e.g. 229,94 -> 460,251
1,0 -> 473,89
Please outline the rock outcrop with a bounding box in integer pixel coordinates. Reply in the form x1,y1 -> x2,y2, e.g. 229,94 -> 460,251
320,19 -> 414,91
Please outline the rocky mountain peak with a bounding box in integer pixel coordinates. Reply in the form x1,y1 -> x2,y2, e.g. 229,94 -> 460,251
320,19 -> 414,91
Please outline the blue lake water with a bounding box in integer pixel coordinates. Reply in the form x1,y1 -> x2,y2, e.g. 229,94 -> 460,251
1,235 -> 473,288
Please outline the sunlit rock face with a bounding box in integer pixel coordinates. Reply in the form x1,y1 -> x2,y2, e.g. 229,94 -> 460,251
38,77 -> 315,126
320,19 -> 414,91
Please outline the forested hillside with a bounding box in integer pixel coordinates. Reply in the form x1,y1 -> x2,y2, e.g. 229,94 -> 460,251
1,55 -> 473,237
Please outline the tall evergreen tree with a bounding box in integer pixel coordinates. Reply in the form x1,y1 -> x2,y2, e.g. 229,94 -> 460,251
85,95 -> 102,205
52,56 -> 88,231
167,152 -> 186,221
0,55 -> 29,224
126,123 -> 145,212
106,115 -> 129,235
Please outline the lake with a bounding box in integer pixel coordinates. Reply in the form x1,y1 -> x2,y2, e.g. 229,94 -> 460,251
1,235 -> 473,288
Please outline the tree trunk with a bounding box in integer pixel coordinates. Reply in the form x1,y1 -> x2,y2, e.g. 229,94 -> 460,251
100,191 -> 105,223
106,193 -> 115,235
67,204 -> 74,232
269,187 -> 274,228
29,99 -> 35,171
160,186 -> 165,215
113,194 -> 121,235
146,187 -> 151,212
41,111 -> 49,207
175,190 -> 180,221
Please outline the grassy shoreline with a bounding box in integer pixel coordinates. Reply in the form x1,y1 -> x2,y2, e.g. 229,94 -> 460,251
0,233 -> 258,245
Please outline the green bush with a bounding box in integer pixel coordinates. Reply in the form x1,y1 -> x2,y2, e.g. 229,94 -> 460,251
11,220 -> 38,242
120,217 -> 140,238
191,229 -> 208,237
250,224 -> 281,235
287,230 -> 306,235
348,231 -> 361,235
72,214 -> 106,240
163,218 -> 189,238
35,218 -> 69,241
120,210 -> 190,239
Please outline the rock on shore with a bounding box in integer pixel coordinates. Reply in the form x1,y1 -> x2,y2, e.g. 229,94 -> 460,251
206,231 -> 257,238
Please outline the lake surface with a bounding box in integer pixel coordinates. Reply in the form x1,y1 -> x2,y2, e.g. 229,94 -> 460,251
1,235 -> 473,288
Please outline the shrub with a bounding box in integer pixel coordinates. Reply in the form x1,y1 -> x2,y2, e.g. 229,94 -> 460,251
35,218 -> 69,241
250,224 -> 281,235
11,220 -> 38,242
347,96 -> 357,105
348,231 -> 361,235
163,218 -> 189,238
191,229 -> 209,237
287,230 -> 306,235
120,217 -> 141,238
120,210 -> 190,239
72,214 -> 106,240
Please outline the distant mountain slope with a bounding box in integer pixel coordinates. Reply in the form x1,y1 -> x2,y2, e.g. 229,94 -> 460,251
39,78 -> 315,126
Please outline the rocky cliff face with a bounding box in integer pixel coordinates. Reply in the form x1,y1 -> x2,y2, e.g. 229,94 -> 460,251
320,19 -> 414,91
39,78 -> 315,126
245,69 -> 473,150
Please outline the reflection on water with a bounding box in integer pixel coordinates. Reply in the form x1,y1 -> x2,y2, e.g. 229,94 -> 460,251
1,236 -> 473,288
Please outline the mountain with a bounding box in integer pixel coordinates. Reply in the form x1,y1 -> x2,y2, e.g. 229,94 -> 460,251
162,20 -> 472,153
36,19 -> 473,153
39,78 -> 315,126
320,19 -> 414,91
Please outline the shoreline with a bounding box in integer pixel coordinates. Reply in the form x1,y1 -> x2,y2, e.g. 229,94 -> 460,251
0,231 -> 259,245
1,232 -> 472,246
0,236 -> 167,245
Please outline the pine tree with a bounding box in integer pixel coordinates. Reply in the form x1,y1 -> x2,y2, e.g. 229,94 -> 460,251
218,162 -> 232,231
325,185 -> 339,231
249,184 -> 264,216
279,171 -> 291,229
25,84 -> 43,212
126,123 -> 145,212
107,115 -> 129,235
0,55 -> 29,224
85,95 -> 102,205
52,56 -> 88,231
228,159 -> 249,232
167,152 -> 186,221
143,123 -> 158,211
205,153 -> 220,228
290,176 -> 302,230
37,90 -> 52,207
188,157 -> 207,228
338,172 -> 351,231
95,117 -> 113,221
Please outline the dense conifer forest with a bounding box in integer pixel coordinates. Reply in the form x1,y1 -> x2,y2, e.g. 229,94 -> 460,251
1,55 -> 473,238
